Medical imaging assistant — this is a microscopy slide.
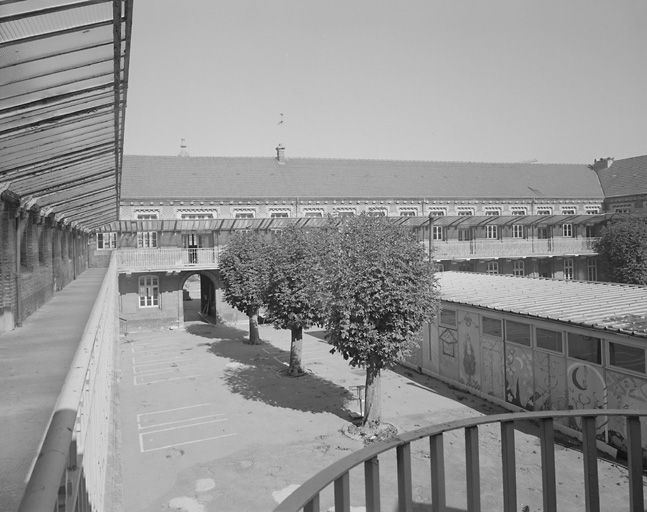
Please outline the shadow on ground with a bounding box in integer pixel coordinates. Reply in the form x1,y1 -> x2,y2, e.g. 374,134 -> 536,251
186,323 -> 355,421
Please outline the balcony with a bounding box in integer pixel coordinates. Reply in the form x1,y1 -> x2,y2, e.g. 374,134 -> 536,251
116,247 -> 220,272
428,237 -> 600,260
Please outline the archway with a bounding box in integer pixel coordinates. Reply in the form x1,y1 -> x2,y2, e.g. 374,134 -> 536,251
179,270 -> 219,323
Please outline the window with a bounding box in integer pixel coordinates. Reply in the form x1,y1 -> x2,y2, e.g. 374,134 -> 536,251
97,232 -> 116,249
440,308 -> 457,327
486,261 -> 499,274
304,209 -> 324,218
482,316 -> 502,337
456,207 -> 474,216
138,275 -> 159,308
137,231 -> 157,248
270,210 -> 290,218
399,208 -> 418,217
485,225 -> 498,239
512,260 -> 525,276
563,258 -> 574,280
484,207 -> 501,216
181,212 -> 214,219
512,224 -> 525,239
585,225 -> 595,238
428,208 -> 446,216
368,207 -> 387,217
136,212 -> 159,220
614,203 -> 633,214
609,343 -> 645,373
536,207 -> 552,215
561,206 -> 577,215
334,208 -> 356,217
567,333 -> 601,364
234,209 -> 255,219
511,206 -> 527,216
585,206 -> 600,215
536,328 -> 563,353
561,224 -> 573,237
537,226 -> 550,239
432,226 -> 443,240
505,320 -> 531,346
587,258 -> 597,281
458,228 -> 472,241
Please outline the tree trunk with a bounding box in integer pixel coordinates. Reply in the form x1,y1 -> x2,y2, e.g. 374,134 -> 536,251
363,365 -> 382,428
288,325 -> 305,376
247,307 -> 261,344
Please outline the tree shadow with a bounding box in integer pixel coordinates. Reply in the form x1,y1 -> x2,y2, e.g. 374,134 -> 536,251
186,323 -> 356,421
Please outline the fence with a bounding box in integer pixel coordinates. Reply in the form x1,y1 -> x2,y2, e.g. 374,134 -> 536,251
18,253 -> 119,512
274,409 -> 647,512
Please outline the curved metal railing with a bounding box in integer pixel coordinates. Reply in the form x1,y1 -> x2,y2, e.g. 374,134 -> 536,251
274,409 -> 647,512
18,254 -> 118,512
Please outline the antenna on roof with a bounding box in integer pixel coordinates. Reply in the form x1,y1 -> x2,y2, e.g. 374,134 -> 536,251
178,138 -> 189,157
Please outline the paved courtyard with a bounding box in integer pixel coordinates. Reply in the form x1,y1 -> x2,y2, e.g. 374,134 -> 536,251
118,318 -> 642,512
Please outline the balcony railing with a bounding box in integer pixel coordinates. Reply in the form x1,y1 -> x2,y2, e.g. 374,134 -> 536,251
19,253 -> 118,512
116,247 -> 220,271
274,409 -> 646,512
428,237 -> 599,260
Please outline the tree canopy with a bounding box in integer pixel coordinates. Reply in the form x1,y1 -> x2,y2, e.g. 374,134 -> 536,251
265,225 -> 329,375
595,215 -> 647,285
324,215 -> 439,426
219,231 -> 271,344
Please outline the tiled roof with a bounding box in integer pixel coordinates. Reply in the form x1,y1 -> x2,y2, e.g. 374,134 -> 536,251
122,155 -> 604,201
595,155 -> 647,198
438,271 -> 647,337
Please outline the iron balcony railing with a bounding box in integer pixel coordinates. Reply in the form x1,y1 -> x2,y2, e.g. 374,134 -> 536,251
116,247 -> 220,271
427,237 -> 600,260
19,254 -> 119,512
274,409 -> 646,512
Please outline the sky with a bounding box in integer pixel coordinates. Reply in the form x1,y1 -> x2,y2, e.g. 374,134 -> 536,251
123,1 -> 647,164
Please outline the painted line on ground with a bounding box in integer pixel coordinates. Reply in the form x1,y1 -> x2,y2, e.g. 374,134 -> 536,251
137,403 -> 217,420
140,433 -> 237,453
134,374 -> 201,386
139,413 -> 226,431
133,355 -> 192,364
141,418 -> 228,436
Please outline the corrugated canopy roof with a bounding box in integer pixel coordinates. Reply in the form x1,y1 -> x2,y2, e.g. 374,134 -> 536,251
438,271 -> 647,338
0,0 -> 133,231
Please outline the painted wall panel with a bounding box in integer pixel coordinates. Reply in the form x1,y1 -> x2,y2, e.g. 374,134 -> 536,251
481,335 -> 505,400
533,351 -> 567,411
606,369 -> 647,451
566,361 -> 608,437
458,310 -> 481,391
426,322 -> 440,375
505,344 -> 534,409
438,327 -> 459,381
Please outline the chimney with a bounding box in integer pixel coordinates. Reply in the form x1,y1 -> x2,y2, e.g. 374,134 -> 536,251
591,156 -> 614,171
178,138 -> 189,157
275,144 -> 286,164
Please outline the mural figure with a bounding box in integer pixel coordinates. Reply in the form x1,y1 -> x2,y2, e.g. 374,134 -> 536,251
505,346 -> 534,409
462,338 -> 479,390
567,362 -> 608,438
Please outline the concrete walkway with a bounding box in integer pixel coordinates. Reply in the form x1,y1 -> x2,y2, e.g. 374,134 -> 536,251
118,321 -> 641,512
0,268 -> 108,512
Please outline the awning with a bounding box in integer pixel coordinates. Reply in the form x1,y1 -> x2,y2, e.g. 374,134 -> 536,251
0,0 -> 134,231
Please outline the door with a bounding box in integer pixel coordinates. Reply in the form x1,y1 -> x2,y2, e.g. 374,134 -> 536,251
183,234 -> 202,264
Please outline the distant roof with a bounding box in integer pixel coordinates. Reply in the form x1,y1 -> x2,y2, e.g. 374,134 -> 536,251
121,155 -> 604,201
595,155 -> 647,198
438,271 -> 647,338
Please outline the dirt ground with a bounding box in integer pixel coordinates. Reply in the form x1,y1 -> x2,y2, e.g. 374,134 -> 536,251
117,320 -> 644,512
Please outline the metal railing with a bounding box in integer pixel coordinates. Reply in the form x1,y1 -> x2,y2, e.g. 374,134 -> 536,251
428,237 -> 600,260
274,409 -> 646,512
19,254 -> 119,512
116,247 -> 219,271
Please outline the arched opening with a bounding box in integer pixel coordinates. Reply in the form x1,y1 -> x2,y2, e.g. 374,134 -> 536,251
180,271 -> 218,323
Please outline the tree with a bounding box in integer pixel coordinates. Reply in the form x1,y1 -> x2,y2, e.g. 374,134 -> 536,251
219,231 -> 271,344
595,215 -> 647,285
325,215 -> 438,428
265,226 -> 328,376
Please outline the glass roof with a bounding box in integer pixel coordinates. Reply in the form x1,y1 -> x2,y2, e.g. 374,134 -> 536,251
0,0 -> 133,231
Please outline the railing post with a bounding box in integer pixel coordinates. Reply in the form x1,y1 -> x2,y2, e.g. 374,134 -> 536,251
465,426 -> 481,512
334,472 -> 350,512
396,442 -> 413,512
625,415 -> 644,512
364,456 -> 380,512
304,493 -> 320,512
581,415 -> 600,512
539,417 -> 557,512
500,420 -> 517,512
429,434 -> 446,512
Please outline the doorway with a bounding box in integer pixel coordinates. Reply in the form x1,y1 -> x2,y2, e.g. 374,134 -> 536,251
181,271 -> 217,323
183,234 -> 202,264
